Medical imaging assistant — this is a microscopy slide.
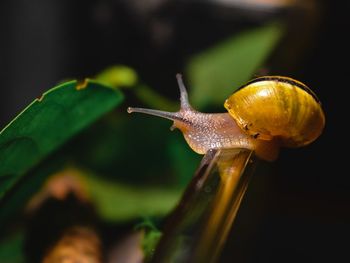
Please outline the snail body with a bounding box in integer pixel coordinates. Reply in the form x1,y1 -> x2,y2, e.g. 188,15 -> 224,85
128,74 -> 325,161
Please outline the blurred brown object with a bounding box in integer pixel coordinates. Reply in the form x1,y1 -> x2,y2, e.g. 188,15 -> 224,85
106,231 -> 144,263
26,168 -> 89,213
42,226 -> 103,263
24,168 -> 103,263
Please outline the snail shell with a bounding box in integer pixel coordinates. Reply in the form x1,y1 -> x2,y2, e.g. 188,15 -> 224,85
224,76 -> 325,147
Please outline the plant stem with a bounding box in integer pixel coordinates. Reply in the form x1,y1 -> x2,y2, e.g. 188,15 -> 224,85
150,148 -> 256,263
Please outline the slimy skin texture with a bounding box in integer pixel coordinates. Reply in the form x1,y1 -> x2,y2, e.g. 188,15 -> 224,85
173,110 -> 279,161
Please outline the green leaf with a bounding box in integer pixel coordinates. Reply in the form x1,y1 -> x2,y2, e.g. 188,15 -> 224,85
187,21 -> 284,108
84,173 -> 182,222
0,79 -> 123,201
95,65 -> 138,88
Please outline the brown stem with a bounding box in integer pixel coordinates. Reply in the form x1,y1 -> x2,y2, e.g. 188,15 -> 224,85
150,148 -> 256,263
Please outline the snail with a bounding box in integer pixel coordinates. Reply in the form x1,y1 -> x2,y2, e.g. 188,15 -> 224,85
127,74 -> 325,161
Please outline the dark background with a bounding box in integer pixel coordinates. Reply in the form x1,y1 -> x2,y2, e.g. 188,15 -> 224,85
0,0 -> 348,262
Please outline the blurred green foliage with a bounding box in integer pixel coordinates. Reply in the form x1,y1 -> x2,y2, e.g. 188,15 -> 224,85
85,173 -> 181,222
187,22 -> 284,109
95,65 -> 138,88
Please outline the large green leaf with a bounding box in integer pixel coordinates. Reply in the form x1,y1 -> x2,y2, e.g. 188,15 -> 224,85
187,22 -> 284,108
0,79 -> 123,200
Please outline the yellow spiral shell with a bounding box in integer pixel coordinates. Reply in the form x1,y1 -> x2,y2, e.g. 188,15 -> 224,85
224,76 -> 325,148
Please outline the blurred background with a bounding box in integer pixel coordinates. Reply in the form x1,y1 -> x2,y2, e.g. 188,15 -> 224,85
0,0 -> 349,262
